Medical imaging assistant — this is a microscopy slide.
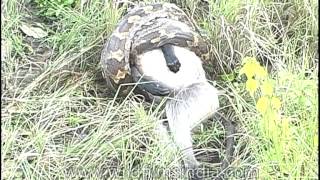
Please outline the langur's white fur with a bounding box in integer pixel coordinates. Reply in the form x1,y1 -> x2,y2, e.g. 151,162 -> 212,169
139,46 -> 207,90
138,46 -> 219,170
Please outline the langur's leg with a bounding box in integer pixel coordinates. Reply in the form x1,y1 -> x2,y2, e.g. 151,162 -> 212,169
161,44 -> 181,73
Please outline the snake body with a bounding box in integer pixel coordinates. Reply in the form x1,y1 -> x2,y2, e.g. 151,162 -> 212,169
100,2 -> 209,93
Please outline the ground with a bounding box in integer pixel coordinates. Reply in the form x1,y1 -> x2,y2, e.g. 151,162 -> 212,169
1,0 -> 318,179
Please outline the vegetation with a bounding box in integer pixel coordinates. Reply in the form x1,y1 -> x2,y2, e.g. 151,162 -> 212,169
34,0 -> 78,18
2,0 -> 318,179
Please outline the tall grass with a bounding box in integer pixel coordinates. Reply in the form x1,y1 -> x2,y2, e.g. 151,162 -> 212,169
1,0 -> 318,179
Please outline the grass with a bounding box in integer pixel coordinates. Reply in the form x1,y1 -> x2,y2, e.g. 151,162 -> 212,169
1,0 -> 318,179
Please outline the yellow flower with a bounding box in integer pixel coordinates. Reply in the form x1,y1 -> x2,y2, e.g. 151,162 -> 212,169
240,57 -> 261,79
239,63 -> 254,79
271,96 -> 281,110
255,66 -> 268,79
246,78 -> 258,96
256,96 -> 269,114
261,81 -> 273,96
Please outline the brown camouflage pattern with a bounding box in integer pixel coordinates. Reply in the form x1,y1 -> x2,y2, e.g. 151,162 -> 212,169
100,2 -> 209,91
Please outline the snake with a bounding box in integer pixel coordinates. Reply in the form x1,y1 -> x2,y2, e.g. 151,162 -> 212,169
100,2 -> 209,95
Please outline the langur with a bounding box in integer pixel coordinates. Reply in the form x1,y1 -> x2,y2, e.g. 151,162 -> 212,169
132,45 -> 220,175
